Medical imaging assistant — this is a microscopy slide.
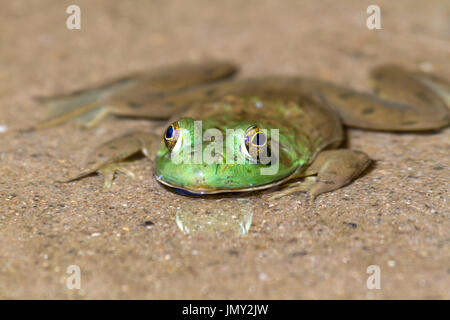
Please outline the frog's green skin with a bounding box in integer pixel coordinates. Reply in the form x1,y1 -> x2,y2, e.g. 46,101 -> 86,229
154,94 -> 342,194
40,61 -> 449,201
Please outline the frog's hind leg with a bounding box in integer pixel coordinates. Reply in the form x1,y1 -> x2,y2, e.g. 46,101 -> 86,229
314,65 -> 449,131
409,69 -> 450,106
36,61 -> 238,129
269,149 -> 371,203
59,132 -> 159,191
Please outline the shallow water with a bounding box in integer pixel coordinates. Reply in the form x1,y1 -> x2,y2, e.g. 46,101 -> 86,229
175,198 -> 254,235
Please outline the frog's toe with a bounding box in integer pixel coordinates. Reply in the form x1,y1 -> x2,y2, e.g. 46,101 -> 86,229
267,177 -> 316,201
56,162 -> 136,191
98,163 -> 136,191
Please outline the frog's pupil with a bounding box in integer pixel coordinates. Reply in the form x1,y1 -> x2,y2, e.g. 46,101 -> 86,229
252,133 -> 266,146
165,126 -> 173,139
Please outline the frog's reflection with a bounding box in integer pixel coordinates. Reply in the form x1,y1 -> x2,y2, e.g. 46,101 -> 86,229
174,198 -> 254,236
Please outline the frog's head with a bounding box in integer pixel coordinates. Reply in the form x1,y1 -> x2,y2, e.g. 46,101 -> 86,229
154,117 -> 299,194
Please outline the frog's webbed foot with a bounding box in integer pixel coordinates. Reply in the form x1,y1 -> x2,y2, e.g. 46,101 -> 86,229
269,149 -> 371,204
314,65 -> 449,131
35,82 -> 128,129
58,132 -> 160,190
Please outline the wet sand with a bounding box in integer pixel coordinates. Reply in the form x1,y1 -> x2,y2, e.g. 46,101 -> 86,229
0,0 -> 449,299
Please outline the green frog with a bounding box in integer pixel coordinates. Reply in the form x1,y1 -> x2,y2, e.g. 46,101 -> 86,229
37,61 -> 449,201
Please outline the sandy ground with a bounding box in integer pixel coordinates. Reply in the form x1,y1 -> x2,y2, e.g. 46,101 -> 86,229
0,0 -> 449,299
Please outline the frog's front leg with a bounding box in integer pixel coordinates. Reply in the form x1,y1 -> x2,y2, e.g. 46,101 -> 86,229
269,149 -> 371,203
60,132 -> 160,190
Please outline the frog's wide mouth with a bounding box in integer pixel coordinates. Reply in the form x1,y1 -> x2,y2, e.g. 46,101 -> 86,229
154,173 -> 296,195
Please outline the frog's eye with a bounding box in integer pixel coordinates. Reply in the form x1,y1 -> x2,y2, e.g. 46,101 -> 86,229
164,121 -> 182,153
241,125 -> 270,161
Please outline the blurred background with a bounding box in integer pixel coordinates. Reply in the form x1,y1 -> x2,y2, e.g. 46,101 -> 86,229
2,0 -> 449,127
0,0 -> 448,299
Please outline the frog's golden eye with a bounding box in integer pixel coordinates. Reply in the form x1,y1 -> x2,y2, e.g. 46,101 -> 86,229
164,121 -> 182,152
241,125 -> 269,161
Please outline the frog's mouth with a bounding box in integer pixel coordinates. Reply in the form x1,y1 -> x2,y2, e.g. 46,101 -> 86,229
154,173 -> 297,195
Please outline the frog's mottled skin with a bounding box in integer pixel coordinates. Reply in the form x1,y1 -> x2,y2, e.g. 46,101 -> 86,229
39,61 -> 449,201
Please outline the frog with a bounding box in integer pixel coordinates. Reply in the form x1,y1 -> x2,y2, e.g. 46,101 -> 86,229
37,61 -> 449,202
